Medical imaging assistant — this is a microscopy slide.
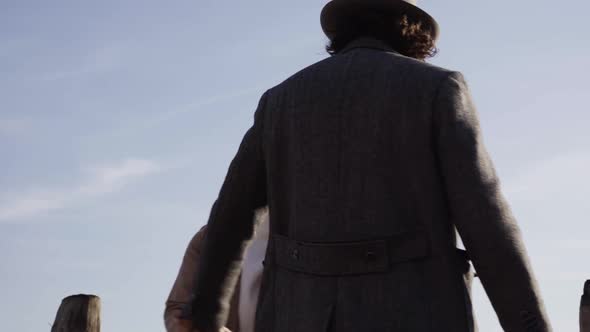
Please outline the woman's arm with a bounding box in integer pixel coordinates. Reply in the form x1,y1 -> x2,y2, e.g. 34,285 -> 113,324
164,226 -> 240,332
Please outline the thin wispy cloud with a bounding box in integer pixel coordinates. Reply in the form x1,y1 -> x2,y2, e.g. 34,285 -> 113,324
132,86 -> 265,131
0,117 -> 32,137
103,85 -> 267,141
503,150 -> 590,257
505,151 -> 590,201
267,36 -> 325,58
148,87 -> 262,122
34,44 -> 127,82
0,158 -> 161,222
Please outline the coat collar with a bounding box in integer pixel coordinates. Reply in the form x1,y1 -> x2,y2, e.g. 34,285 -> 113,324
340,36 -> 398,55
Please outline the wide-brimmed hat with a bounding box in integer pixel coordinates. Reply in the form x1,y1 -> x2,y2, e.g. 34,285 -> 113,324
320,0 -> 439,41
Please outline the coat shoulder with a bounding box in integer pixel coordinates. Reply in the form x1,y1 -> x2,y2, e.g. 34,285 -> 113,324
268,50 -> 458,100
364,50 -> 459,88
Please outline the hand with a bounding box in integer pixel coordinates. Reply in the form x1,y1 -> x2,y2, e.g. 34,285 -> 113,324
190,327 -> 232,332
172,318 -> 231,332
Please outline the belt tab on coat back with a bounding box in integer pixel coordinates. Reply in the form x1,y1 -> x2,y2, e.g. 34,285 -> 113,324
271,230 -> 431,276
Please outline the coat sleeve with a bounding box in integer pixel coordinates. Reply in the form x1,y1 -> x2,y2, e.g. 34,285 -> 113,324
189,91 -> 269,332
433,72 -> 552,331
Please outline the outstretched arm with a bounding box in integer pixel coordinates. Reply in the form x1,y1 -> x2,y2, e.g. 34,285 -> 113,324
165,226 -> 240,332
433,72 -> 551,331
164,227 -> 207,332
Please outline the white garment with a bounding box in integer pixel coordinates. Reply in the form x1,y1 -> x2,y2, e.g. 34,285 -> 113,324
238,207 -> 269,332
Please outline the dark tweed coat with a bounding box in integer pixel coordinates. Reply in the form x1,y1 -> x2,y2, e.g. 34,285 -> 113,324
188,37 -> 551,332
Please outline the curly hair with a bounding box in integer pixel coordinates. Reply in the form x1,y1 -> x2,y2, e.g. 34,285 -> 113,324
325,8 -> 437,60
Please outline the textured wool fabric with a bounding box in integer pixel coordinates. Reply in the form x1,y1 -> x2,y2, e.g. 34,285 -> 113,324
190,37 -> 552,332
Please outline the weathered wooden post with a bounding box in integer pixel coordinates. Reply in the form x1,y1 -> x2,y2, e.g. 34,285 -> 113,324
581,280 -> 590,332
51,294 -> 101,332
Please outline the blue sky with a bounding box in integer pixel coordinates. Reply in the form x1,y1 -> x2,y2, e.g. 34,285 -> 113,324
0,1 -> 588,331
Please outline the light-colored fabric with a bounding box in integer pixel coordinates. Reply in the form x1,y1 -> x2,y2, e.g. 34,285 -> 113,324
238,208 -> 269,332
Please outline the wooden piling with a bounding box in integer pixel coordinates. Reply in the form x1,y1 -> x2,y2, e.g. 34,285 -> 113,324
51,294 -> 100,332
581,280 -> 590,332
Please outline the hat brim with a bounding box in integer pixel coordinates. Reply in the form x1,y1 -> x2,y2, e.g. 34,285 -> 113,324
320,1 -> 439,41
